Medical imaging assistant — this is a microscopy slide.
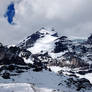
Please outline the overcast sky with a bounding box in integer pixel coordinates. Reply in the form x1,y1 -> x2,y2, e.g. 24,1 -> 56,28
0,0 -> 92,45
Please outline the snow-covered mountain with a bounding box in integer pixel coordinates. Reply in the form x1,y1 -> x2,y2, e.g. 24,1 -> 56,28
0,28 -> 92,92
17,28 -> 58,53
17,28 -> 70,57
17,28 -> 92,68
0,0 -> 92,92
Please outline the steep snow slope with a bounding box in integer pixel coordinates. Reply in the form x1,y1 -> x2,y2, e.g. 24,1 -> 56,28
18,28 -> 69,60
27,29 -> 58,54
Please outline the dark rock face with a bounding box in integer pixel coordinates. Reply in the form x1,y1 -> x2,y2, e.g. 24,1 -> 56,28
0,47 -> 5,60
58,52 -> 88,68
20,49 -> 31,59
7,65 -> 15,71
26,31 -> 41,47
0,64 -> 30,79
65,78 -> 92,91
2,72 -> 10,79
81,46 -> 88,53
8,46 -> 20,54
0,43 -> 46,74
17,30 -> 46,49
87,34 -> 92,44
51,33 -> 58,37
11,56 -> 26,65
54,41 -> 68,53
77,69 -> 92,75
72,45 -> 87,54
0,55 -> 26,65
54,36 -> 71,53
0,45 -> 26,65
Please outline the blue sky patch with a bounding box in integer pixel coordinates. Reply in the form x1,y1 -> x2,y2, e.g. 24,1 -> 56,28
4,2 -> 15,24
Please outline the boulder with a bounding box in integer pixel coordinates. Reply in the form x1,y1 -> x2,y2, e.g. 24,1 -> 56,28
2,72 -> 10,79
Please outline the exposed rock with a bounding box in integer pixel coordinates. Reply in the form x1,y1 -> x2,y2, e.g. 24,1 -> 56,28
0,47 -> 5,60
0,45 -> 27,65
2,71 -> 10,79
58,52 -> 89,68
87,34 -> 92,44
77,69 -> 92,75
17,28 -> 48,49
32,61 -> 43,72
65,78 -> 92,91
20,49 -> 31,59
0,55 -> 26,65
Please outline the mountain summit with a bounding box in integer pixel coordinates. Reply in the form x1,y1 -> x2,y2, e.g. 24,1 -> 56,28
18,28 -> 58,54
0,28 -> 92,92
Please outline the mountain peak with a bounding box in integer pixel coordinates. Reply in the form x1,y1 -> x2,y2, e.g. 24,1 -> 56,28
17,28 -> 58,50
38,27 -> 58,37
26,28 -> 58,54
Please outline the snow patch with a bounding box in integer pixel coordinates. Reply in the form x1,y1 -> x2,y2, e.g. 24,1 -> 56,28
49,66 -> 62,73
28,29 -> 57,54
76,73 -> 92,84
24,58 -> 33,64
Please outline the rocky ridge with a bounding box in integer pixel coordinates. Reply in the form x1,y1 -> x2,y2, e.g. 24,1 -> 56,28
0,28 -> 92,92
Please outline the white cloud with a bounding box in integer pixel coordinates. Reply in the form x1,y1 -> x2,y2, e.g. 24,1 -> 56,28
20,0 -> 90,20
64,22 -> 92,38
0,0 -> 92,44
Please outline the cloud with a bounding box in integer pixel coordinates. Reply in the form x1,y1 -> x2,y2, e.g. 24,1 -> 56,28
20,0 -> 92,20
30,0 -> 82,19
0,0 -> 92,44
63,22 -> 92,38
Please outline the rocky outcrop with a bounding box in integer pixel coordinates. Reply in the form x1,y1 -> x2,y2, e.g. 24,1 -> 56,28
87,34 -> 92,44
0,45 -> 26,65
57,52 -> 88,68
0,47 -> 5,60
17,28 -> 51,49
65,78 -> 92,91
54,36 -> 72,53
